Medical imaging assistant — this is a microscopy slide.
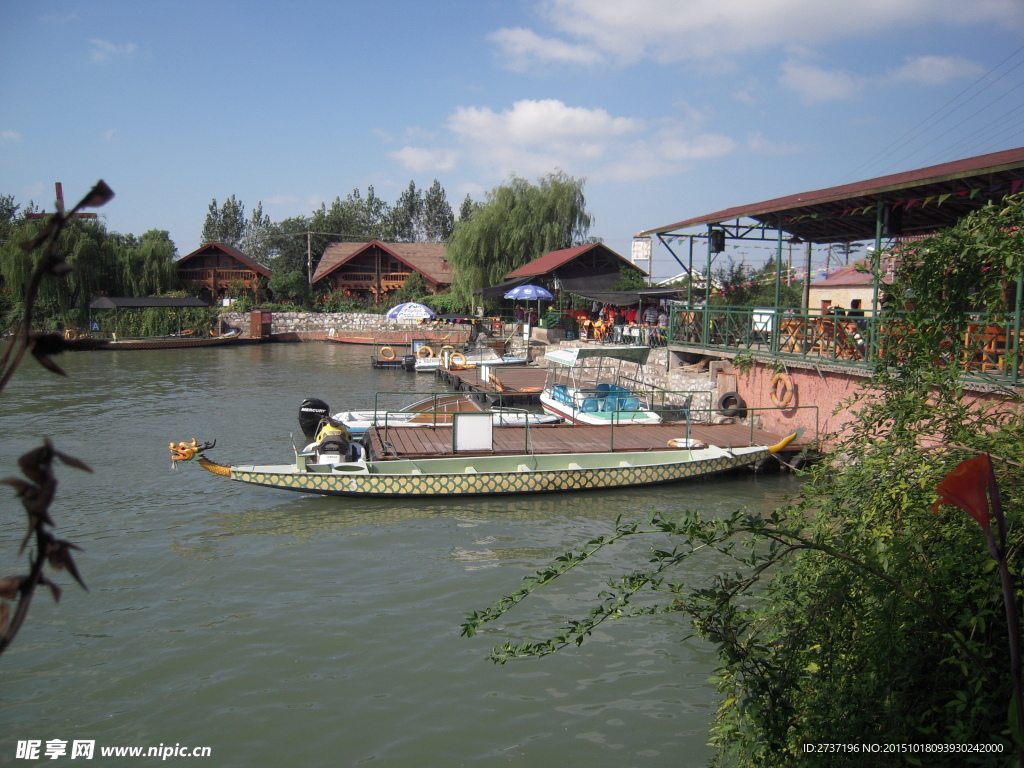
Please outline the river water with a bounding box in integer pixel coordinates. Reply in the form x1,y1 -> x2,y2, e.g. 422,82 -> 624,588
1,343 -> 801,767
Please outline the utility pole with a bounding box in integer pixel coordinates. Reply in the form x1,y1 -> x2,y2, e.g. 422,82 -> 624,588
25,183 -> 99,221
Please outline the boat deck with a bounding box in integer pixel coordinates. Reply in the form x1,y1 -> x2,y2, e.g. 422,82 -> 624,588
434,365 -> 547,403
364,422 -> 807,461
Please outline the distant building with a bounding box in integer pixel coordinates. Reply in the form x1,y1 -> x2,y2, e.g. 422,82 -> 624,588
311,240 -> 451,301
176,241 -> 271,301
808,256 -> 896,313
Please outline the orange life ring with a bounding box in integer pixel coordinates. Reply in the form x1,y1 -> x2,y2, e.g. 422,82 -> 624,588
449,352 -> 467,366
769,372 -> 795,408
64,329 -> 75,340
417,345 -> 434,359
379,346 -> 396,360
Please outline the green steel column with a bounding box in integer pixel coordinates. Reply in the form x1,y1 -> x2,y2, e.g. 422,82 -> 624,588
774,218 -> 783,310
1013,272 -> 1023,387
869,201 -> 884,359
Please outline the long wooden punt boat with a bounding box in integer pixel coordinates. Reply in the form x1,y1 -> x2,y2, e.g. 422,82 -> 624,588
169,432 -> 798,498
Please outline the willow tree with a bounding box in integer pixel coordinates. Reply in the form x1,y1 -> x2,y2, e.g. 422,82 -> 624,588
445,172 -> 592,310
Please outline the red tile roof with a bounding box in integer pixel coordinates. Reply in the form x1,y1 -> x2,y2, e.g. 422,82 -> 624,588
177,241 -> 272,277
506,242 -> 641,278
312,241 -> 451,284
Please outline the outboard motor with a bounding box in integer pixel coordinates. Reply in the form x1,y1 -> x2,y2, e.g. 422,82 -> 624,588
402,354 -> 417,372
298,398 -> 331,441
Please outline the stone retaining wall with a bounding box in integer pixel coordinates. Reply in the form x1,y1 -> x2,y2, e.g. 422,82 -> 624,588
221,311 -> 431,337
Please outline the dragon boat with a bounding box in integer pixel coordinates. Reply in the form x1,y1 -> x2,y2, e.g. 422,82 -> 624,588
169,431 -> 798,498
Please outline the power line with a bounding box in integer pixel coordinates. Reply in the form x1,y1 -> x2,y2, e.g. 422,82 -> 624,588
838,44 -> 1024,183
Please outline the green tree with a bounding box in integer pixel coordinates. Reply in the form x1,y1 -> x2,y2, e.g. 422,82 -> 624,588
465,196 -> 1024,767
240,201 -> 274,263
422,179 -> 454,242
388,271 -> 427,305
391,180 -> 423,242
458,193 -> 478,224
713,257 -> 801,307
445,172 -> 592,310
201,195 -> 246,247
267,270 -> 310,307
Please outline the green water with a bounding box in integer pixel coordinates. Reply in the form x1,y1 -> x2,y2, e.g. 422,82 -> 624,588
0,344 -> 802,767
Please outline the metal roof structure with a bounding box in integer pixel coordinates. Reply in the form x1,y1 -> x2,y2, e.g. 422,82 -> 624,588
640,146 -> 1024,245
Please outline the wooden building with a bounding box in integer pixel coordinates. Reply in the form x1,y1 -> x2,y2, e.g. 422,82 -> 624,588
311,241 -> 451,301
176,241 -> 271,301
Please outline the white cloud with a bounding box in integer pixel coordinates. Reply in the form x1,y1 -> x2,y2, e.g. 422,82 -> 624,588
489,27 -> 603,70
1,130 -> 23,144
494,0 -> 1024,69
448,99 -> 640,147
888,55 -> 985,86
779,59 -> 865,104
89,39 -> 137,62
389,146 -> 458,173
392,98 -> 736,183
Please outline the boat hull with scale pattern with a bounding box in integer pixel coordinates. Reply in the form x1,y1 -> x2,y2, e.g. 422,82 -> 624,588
171,434 -> 798,497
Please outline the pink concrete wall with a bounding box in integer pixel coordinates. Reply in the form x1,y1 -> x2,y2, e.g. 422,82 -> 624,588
734,364 -> 865,444
732,362 -> 1018,447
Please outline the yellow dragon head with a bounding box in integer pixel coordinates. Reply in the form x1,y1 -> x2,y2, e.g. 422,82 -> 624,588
169,439 -> 216,463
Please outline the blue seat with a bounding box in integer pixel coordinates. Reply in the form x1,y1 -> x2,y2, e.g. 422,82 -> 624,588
619,396 -> 640,411
581,398 -> 600,412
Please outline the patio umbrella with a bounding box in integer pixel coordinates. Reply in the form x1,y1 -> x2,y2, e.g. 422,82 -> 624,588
503,284 -> 552,329
503,284 -> 554,301
385,302 -> 437,321
504,283 -> 554,332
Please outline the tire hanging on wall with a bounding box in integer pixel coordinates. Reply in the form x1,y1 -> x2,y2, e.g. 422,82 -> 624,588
717,391 -> 747,418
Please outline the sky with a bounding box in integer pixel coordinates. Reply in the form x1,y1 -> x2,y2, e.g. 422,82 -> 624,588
2,0 -> 1023,280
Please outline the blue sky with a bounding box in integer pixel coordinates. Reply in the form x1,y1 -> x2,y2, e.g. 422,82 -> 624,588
2,0 -> 1023,279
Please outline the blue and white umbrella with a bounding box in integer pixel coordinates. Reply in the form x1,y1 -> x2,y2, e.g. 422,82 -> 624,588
503,284 -> 554,301
385,302 -> 437,321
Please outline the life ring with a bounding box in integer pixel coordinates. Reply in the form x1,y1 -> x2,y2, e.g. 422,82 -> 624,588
379,346 -> 396,360
64,329 -> 75,340
717,391 -> 747,418
490,373 -> 506,392
769,373 -> 796,409
417,345 -> 434,359
449,352 -> 467,366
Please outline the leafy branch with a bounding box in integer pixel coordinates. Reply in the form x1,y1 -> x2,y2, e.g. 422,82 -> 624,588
0,181 -> 113,657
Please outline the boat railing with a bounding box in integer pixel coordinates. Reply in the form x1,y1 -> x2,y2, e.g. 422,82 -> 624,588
660,404 -> 821,450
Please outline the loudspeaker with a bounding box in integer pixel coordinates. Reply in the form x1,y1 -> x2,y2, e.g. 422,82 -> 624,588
710,229 -> 726,253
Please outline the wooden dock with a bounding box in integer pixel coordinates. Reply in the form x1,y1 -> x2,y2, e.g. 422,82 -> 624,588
364,422 -> 806,461
434,365 -> 547,404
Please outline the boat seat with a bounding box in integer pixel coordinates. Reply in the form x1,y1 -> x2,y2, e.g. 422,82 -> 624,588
618,396 -> 640,411
602,396 -> 619,412
581,398 -> 600,412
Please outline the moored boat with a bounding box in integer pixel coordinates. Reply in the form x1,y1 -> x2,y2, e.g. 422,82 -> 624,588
169,432 -> 798,498
539,345 -> 663,425
298,393 -> 559,439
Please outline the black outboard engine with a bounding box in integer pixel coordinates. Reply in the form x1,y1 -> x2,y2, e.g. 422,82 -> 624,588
402,354 -> 417,371
298,398 -> 331,441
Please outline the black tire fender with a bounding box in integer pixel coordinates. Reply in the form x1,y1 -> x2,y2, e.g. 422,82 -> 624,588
717,391 -> 747,418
